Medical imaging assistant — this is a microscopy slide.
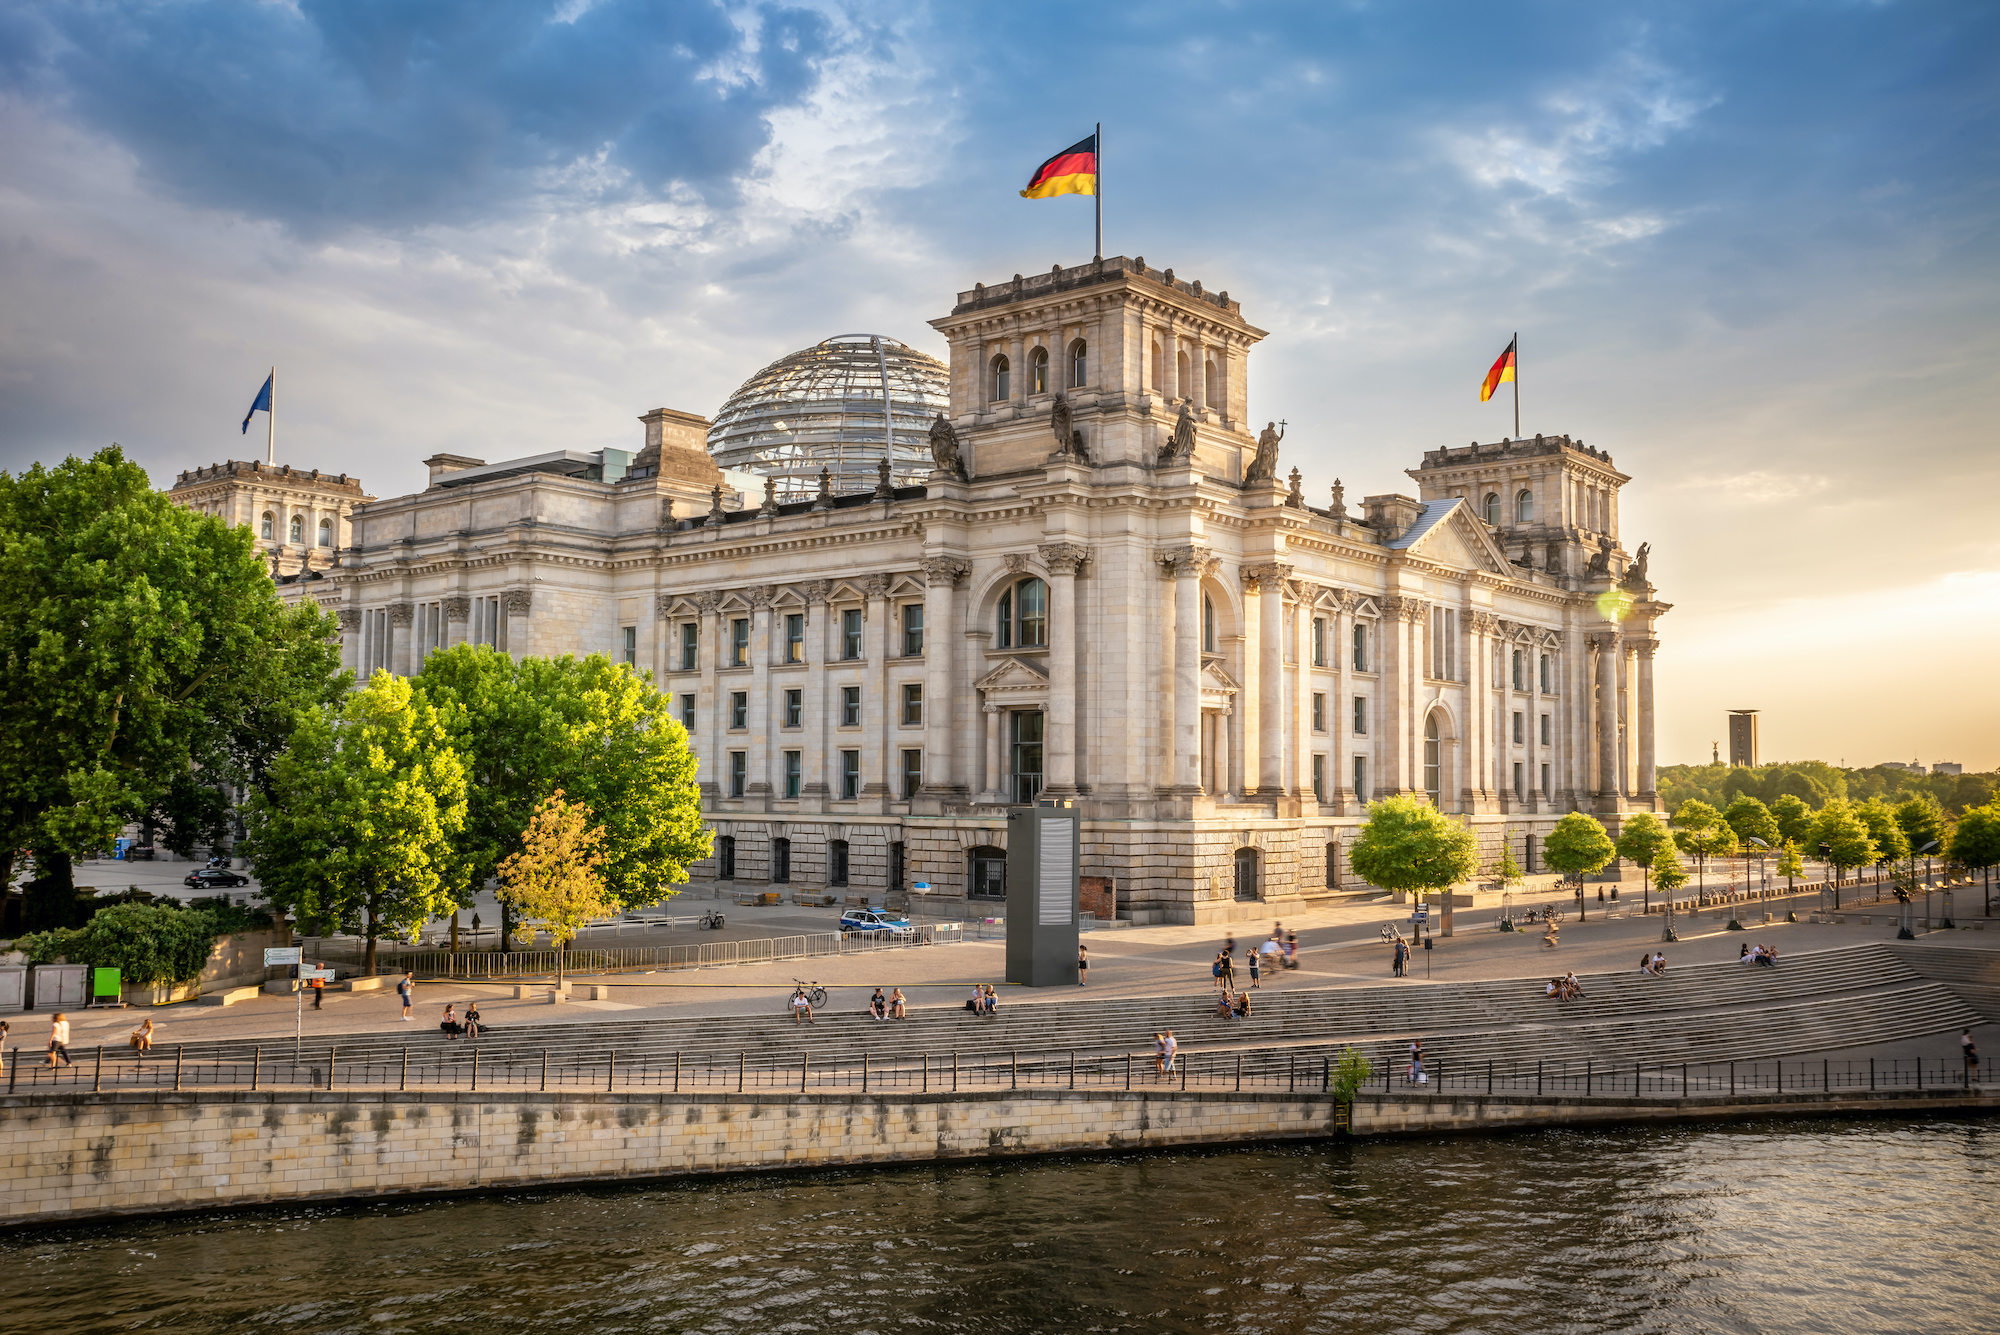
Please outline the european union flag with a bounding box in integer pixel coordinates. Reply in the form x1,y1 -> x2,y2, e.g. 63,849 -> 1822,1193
241,371 -> 273,434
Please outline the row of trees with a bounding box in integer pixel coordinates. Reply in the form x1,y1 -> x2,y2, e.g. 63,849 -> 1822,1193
1660,759 -> 1995,820
245,648 -> 710,971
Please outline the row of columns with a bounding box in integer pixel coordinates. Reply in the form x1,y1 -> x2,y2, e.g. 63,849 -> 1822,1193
341,593 -> 524,678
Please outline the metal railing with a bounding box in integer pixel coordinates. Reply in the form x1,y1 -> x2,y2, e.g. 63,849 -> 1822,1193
305,924 -> 961,980
6,1040 -> 1985,1101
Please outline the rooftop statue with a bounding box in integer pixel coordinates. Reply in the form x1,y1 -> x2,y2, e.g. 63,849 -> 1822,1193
928,412 -> 967,480
1245,420 -> 1284,483
1159,399 -> 1197,463
1621,541 -> 1651,591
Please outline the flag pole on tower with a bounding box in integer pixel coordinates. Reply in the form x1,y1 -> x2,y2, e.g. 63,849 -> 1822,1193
1094,121 -> 1102,262
241,368 -> 276,462
1479,336 -> 1519,437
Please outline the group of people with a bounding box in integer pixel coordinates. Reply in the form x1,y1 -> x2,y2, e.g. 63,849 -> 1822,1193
1543,972 -> 1588,1002
1151,1030 -> 1180,1077
1740,943 -> 1781,967
1214,988 -> 1254,1019
965,984 -> 1000,1015
1213,927 -> 1299,991
1637,952 -> 1669,976
439,1002 -> 482,1039
867,988 -> 909,1020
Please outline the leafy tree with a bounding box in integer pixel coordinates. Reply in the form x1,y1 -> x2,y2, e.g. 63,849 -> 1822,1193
1776,839 -> 1806,890
0,447 -> 344,898
413,647 -> 709,945
1810,801 -> 1878,880
1348,796 -> 1479,899
497,791 -> 616,989
1671,800 -> 1737,894
1947,801 -> 2000,912
1543,811 -> 1617,892
243,672 -> 469,973
17,901 -> 223,986
1893,794 -> 1946,860
1329,1047 -> 1374,1101
1770,793 -> 1816,847
1722,794 -> 1780,849
1856,798 -> 1911,870
1652,842 -> 1689,897
1489,844 -> 1525,889
1614,811 -> 1674,909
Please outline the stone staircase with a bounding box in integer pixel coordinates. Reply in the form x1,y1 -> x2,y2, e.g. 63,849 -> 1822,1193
1888,942 -> 2000,1019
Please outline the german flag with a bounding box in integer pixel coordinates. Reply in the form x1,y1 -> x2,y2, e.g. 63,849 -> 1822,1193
1479,337 -> 1517,402
1020,134 -> 1098,199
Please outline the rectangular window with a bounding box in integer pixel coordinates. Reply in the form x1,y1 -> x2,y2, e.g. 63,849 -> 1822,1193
731,617 -> 749,667
902,604 -> 924,657
901,748 -> 923,800
1010,710 -> 1044,804
679,693 -> 695,731
1512,648 -> 1525,692
829,839 -> 850,887
730,691 -> 747,729
1353,622 -> 1369,671
840,750 -> 861,800
1353,755 -> 1369,803
621,626 -> 637,667
1513,761 -> 1524,800
784,688 -> 802,728
784,612 -> 804,663
1312,692 -> 1326,733
842,608 -> 863,660
718,835 -> 736,880
1540,652 -> 1552,694
728,752 -> 747,798
1512,711 -> 1524,745
1540,713 -> 1551,746
1312,754 -> 1326,803
901,683 -> 923,725
1431,606 -> 1458,680
680,623 -> 698,671
841,685 -> 861,727
1353,695 -> 1368,736
772,837 -> 791,883
1312,616 -> 1326,667
1540,762 -> 1550,796
783,751 -> 801,799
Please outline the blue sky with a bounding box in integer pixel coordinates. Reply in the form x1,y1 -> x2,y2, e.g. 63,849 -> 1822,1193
2,1 -> 1996,767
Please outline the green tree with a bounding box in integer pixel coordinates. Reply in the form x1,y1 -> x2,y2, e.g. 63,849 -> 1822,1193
1947,801 -> 2000,912
1348,796 -> 1479,900
0,446 -> 344,898
1652,842 -> 1689,897
413,647 -> 709,944
497,790 -> 616,989
1543,812 -> 1617,907
1329,1047 -> 1373,1101
1671,800 -> 1737,895
1489,844 -> 1525,889
1810,800 -> 1879,881
1893,794 -> 1946,860
1722,794 -> 1781,849
1776,839 -> 1806,890
243,672 -> 469,972
1856,798 -> 1911,871
1614,811 -> 1674,909
1770,793 -> 1816,847
17,901 -> 223,987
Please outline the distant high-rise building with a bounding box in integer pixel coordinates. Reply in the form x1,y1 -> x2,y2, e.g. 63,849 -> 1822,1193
1727,710 -> 1759,767
1933,762 -> 1964,776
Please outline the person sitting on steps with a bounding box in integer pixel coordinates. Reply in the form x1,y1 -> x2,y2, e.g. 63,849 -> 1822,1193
869,988 -> 888,1020
890,988 -> 907,1019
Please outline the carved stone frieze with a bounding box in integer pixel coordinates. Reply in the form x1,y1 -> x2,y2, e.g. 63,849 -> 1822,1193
442,596 -> 471,621
746,585 -> 775,609
502,589 -> 533,617
336,608 -> 362,634
1241,561 -> 1293,591
1155,544 -> 1214,579
1003,552 -> 1033,575
920,556 -> 971,588
1036,542 -> 1089,575
388,602 -> 415,628
694,591 -> 724,614
804,579 -> 832,604
1469,611 -> 1502,635
864,573 -> 892,599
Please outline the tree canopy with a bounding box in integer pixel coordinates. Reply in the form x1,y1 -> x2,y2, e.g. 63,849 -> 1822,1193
1893,794 -> 1946,858
1614,811 -> 1674,869
1652,842 -> 1689,895
1659,758 -> 1994,818
1347,796 -> 1478,895
1543,812 -> 1616,879
1770,793 -> 1816,847
0,446 -> 343,892
496,791 -> 616,986
1856,798 -> 1911,865
242,672 -> 468,972
1810,800 -> 1879,876
1722,794 -> 1781,849
1949,802 -> 2000,873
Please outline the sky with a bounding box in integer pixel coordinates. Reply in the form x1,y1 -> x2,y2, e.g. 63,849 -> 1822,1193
1,1 -> 1995,770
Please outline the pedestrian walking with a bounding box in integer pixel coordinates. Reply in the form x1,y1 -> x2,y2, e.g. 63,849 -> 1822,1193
398,971 -> 415,1020
1392,936 -> 1408,977
1153,1032 -> 1167,1078
1219,950 -> 1236,992
1077,943 -> 1088,986
1407,1038 -> 1426,1086
1163,1030 -> 1178,1076
309,972 -> 324,1010
1247,949 -> 1262,989
47,1012 -> 72,1068
1965,1029 -> 1980,1083
1211,950 -> 1226,992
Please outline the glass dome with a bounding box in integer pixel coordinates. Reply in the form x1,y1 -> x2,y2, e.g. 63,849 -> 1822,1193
707,334 -> 949,502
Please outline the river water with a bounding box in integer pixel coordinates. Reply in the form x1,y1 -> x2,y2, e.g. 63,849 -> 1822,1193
2,1115 -> 1993,1334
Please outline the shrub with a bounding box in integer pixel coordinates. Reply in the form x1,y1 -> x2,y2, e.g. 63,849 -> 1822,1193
1330,1047 -> 1373,1101
18,902 -> 227,985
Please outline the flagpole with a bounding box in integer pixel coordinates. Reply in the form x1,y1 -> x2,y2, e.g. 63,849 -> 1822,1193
267,366 -> 276,466
1093,121 -> 1103,262
1512,333 -> 1519,440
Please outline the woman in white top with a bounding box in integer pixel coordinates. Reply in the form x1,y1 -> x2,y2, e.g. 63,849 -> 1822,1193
48,1013 -> 73,1067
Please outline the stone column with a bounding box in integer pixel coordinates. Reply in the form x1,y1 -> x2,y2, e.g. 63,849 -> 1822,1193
982,701 -> 1003,801
1292,583 -> 1314,804
1330,593 -> 1357,812
502,589 -> 532,659
747,586 -> 775,810
919,557 -> 969,806
1189,334 -> 1207,413
1636,638 -> 1658,804
1592,632 -> 1620,808
1038,542 -> 1088,796
1381,598 -> 1420,795
1245,562 -> 1291,797
1159,546 -> 1207,793
389,603 -> 414,677
803,582 -> 830,807
443,596 -> 470,650
337,608 -> 361,675
861,574 -> 891,806
696,592 -> 722,803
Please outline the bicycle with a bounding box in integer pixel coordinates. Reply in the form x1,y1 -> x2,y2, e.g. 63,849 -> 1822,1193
792,979 -> 829,1008
698,909 -> 726,931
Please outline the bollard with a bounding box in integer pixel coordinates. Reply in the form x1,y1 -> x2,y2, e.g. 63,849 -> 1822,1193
1487,1060 -> 1493,1096
252,1046 -> 261,1092
1011,1051 -> 1018,1090
953,1051 -> 959,1093
924,1053 -> 930,1094
1070,1051 -> 1076,1090
1682,1062 -> 1689,1097
1729,1061 -> 1735,1097
863,1053 -> 870,1094
1180,1051 -> 1187,1091
1126,1052 -> 1132,1090
1537,1060 -> 1543,1096
1235,1052 -> 1242,1093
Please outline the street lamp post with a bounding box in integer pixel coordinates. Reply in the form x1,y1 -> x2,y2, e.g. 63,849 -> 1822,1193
1746,837 -> 1769,918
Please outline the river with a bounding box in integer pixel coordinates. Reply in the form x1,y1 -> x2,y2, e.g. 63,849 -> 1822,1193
1,1114 -> 1992,1333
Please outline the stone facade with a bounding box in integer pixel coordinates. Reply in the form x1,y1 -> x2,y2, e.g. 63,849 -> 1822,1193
230,256 -> 1667,924
167,459 -> 371,579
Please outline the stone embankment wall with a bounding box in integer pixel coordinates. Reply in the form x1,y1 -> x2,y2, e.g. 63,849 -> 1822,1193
3,1087 -> 1992,1228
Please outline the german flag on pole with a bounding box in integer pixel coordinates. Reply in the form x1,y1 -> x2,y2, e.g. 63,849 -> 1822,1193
1020,134 -> 1098,199
1479,336 -> 1517,402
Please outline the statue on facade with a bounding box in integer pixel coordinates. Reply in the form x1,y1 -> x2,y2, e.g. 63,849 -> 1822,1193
1159,399 -> 1197,463
1286,467 -> 1304,507
1245,420 -> 1284,483
1621,541 -> 1651,591
927,412 -> 967,480
1585,535 -> 1613,577
1329,477 -> 1348,520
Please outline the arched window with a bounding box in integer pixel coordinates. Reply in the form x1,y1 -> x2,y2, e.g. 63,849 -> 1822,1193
991,355 -> 1011,401
1483,493 -> 1501,525
261,512 -> 275,540
1151,339 -> 1164,392
1205,358 -> 1220,407
996,576 -> 1047,649
318,517 -> 334,547
288,515 -> 303,544
1069,339 -> 1087,388
1424,714 -> 1443,806
1202,594 -> 1216,653
1176,350 -> 1190,399
1030,346 -> 1049,395
1516,489 -> 1534,523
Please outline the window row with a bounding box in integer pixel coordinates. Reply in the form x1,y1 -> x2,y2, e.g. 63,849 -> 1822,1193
676,684 -> 922,731
713,835 -> 892,889
1148,340 -> 1226,406
261,512 -> 335,546
989,341 -> 1087,401
720,748 -> 924,802
674,605 -> 924,669
1481,490 -> 1535,526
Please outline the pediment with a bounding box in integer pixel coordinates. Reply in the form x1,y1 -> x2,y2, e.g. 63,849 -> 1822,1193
975,655 -> 1050,695
1200,659 -> 1240,694
1395,499 -> 1511,575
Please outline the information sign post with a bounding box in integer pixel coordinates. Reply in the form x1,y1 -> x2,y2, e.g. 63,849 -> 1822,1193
1005,803 -> 1080,987
265,947 -> 303,1059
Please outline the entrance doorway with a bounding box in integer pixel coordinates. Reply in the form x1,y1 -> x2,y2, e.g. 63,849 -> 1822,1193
969,846 -> 1007,900
1234,847 -> 1260,901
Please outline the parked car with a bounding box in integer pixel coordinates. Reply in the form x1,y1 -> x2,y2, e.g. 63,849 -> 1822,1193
183,868 -> 250,889
839,908 -> 915,935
